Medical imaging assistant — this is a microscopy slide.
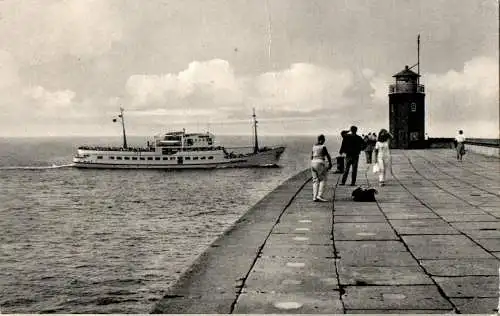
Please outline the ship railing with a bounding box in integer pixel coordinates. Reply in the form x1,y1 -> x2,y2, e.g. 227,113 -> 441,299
78,146 -> 155,152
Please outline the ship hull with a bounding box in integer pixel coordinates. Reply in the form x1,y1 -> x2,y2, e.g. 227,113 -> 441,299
72,146 -> 285,169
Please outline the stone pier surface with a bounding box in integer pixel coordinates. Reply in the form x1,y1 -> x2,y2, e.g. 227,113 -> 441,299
153,149 -> 500,314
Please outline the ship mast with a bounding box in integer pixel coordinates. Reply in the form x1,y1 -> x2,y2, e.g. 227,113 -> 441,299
119,107 -> 128,149
252,108 -> 259,154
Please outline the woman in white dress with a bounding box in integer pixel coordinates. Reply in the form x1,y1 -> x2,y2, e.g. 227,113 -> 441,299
374,129 -> 392,186
311,134 -> 332,202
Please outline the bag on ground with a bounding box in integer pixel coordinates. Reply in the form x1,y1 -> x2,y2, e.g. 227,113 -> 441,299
352,187 -> 378,202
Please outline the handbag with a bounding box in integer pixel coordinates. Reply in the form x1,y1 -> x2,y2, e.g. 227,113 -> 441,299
372,163 -> 380,173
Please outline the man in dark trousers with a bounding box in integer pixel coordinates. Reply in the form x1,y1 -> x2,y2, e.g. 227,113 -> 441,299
339,125 -> 366,186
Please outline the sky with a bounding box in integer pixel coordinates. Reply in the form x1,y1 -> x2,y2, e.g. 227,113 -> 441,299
0,0 -> 498,138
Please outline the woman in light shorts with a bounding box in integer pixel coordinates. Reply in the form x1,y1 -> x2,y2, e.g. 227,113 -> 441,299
311,134 -> 333,202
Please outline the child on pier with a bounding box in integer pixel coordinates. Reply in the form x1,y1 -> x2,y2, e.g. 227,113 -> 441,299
311,134 -> 333,202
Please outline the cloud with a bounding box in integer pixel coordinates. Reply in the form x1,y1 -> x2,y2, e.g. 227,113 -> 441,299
24,86 -> 76,110
254,63 -> 353,112
125,60 -> 357,115
0,0 -> 123,65
425,56 -> 499,137
126,59 -> 244,111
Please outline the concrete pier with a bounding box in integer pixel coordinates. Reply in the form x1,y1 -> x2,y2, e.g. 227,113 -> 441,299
153,149 -> 500,314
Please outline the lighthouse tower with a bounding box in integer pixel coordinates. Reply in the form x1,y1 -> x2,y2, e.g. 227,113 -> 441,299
388,66 -> 425,149
388,35 -> 426,149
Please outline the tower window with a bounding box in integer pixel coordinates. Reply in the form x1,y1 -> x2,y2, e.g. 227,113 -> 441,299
411,102 -> 417,112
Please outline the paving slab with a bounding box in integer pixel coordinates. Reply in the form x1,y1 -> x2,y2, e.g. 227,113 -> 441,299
335,241 -> 418,266
342,285 -> 453,310
384,212 -> 439,219
402,235 -> 494,259
451,297 -> 499,314
473,238 -> 500,252
334,215 -> 387,223
260,245 -> 335,259
420,259 -> 499,276
434,276 -> 499,297
389,219 -> 459,235
250,256 -> 337,279
461,229 -> 500,239
451,221 -> 500,230
380,207 -> 434,214
233,291 -> 343,313
243,270 -> 339,293
438,213 -> 498,222
337,265 -> 433,285
278,213 -> 332,224
333,222 -> 398,240
346,309 -> 454,314
272,220 -> 331,234
378,202 -> 427,209
265,232 -> 332,246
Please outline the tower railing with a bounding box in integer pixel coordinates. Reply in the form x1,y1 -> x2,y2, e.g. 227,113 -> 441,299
389,84 -> 425,94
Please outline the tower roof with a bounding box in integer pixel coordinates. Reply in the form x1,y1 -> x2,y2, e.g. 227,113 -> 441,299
393,65 -> 420,78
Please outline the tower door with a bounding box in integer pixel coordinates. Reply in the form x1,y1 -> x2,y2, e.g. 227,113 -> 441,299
398,130 -> 408,149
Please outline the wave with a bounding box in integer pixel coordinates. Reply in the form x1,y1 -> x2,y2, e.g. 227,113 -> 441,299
0,163 -> 75,170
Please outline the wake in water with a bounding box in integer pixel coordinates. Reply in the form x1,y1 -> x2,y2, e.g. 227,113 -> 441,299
0,163 -> 75,170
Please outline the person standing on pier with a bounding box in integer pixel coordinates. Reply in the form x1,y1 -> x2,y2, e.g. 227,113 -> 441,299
455,130 -> 466,161
363,133 -> 376,164
339,125 -> 366,186
311,134 -> 333,202
374,129 -> 393,186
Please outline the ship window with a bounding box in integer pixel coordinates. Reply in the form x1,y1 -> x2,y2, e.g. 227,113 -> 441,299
155,157 -> 160,160
200,156 -> 206,160
185,157 -> 191,160
140,157 -> 145,160
124,157 -> 130,160
163,157 -> 168,160
170,157 -> 176,160
117,157 -> 122,160
109,156 -> 115,160
97,156 -> 103,159
193,157 -> 198,160
208,156 -> 214,160
147,157 -> 153,160
132,157 -> 137,160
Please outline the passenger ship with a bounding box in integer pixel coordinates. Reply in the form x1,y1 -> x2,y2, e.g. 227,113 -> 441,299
73,109 -> 286,169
